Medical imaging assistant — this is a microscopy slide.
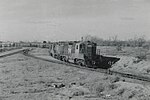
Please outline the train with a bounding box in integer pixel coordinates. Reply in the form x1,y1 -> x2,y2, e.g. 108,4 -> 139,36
49,40 -> 120,69
1,40 -> 120,69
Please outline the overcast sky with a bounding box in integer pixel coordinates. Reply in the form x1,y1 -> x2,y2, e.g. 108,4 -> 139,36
0,0 -> 150,42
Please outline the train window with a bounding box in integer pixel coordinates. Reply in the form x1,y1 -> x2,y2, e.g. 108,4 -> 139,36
88,45 -> 92,47
80,44 -> 82,48
69,42 -> 73,45
76,45 -> 78,49
79,45 -> 81,53
79,44 -> 84,53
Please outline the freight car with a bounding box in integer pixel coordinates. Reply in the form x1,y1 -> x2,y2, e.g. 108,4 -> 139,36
49,41 -> 120,69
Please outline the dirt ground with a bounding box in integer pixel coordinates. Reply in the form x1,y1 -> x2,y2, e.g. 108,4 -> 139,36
111,56 -> 150,76
97,46 -> 150,77
0,48 -> 150,100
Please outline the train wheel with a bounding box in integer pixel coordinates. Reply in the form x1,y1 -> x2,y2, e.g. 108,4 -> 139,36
62,57 -> 65,61
64,57 -> 69,62
64,58 -> 67,62
74,59 -> 77,64
77,59 -> 85,66
50,53 -> 53,56
57,55 -> 61,60
54,54 -> 57,59
60,56 -> 63,61
79,62 -> 83,66
64,57 -> 67,62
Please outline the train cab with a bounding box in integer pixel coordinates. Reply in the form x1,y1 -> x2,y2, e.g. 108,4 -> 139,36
69,41 -> 97,66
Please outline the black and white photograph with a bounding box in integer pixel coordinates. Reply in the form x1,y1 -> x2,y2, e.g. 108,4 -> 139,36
0,0 -> 150,100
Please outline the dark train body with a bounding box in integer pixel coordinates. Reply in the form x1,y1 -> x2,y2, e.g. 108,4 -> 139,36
49,41 -> 120,69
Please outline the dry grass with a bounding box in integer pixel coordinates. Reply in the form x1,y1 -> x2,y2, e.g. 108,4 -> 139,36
0,48 -> 150,100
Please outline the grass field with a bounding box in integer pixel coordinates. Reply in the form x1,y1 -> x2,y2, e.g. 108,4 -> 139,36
97,46 -> 150,59
0,48 -> 150,100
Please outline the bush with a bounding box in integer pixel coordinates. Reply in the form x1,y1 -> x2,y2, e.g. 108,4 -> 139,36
146,68 -> 150,73
95,83 -> 105,97
72,90 -> 84,96
117,88 -> 126,96
108,84 -> 118,90
96,85 -> 105,93
134,54 -> 147,63
136,55 -> 147,60
110,76 -> 120,83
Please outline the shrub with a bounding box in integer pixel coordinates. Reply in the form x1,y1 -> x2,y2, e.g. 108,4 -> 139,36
108,84 -> 118,90
117,88 -> 126,96
72,90 -> 84,96
95,83 -> 105,97
110,76 -> 120,83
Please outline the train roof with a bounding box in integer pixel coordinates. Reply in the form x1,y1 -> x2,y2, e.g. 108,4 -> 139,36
79,41 -> 97,45
50,40 -> 96,46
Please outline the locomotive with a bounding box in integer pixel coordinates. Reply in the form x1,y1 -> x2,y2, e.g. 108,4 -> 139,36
49,40 -> 120,69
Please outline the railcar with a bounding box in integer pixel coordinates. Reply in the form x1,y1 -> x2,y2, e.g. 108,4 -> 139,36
49,41 -> 120,69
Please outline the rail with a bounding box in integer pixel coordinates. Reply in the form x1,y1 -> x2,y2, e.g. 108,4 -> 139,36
24,53 -> 150,83
0,48 -> 30,58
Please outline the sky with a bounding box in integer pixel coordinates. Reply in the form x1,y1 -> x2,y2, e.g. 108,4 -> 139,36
0,0 -> 150,42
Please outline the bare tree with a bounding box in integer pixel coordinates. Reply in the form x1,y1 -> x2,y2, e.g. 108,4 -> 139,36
137,35 -> 146,47
83,35 -> 104,45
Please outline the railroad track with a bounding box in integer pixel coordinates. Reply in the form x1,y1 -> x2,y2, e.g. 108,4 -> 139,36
110,70 -> 150,82
0,48 -> 30,58
24,54 -> 106,72
23,53 -> 150,83
1,47 -> 149,83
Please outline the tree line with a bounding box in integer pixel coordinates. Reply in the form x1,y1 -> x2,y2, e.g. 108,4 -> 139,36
83,35 -> 150,49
